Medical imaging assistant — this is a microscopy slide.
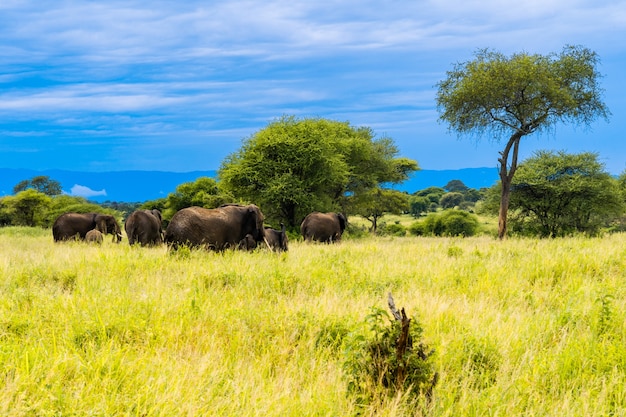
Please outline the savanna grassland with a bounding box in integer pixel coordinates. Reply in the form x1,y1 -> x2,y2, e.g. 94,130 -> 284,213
2,227 -> 626,416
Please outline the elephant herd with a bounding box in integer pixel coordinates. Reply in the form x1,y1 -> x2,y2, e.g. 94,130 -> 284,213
51,205 -> 347,252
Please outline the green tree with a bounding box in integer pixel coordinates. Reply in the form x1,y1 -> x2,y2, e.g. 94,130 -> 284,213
219,116 -> 418,227
436,45 -> 610,239
408,195 -> 430,217
158,177 -> 233,220
440,192 -> 464,209
351,188 -> 409,233
415,187 -> 445,205
1,189 -> 52,226
508,150 -> 623,237
13,176 -> 62,196
444,179 -> 469,193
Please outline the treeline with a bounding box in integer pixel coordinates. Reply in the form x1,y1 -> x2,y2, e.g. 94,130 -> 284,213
2,118 -> 626,239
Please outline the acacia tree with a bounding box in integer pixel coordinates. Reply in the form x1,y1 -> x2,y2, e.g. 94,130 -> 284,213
219,116 -> 418,227
351,188 -> 409,233
13,176 -> 62,196
436,45 -> 610,239
0,189 -> 52,227
509,151 -> 622,237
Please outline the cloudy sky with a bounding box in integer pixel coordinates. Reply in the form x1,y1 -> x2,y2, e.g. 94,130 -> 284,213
1,0 -> 625,174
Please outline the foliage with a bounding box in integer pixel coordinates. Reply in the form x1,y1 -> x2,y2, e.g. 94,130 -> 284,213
408,195 -> 430,217
342,306 -> 436,408
0,192 -> 123,228
351,188 -> 409,233
13,175 -> 62,196
444,179 -> 469,193
101,201 -> 144,219
219,115 -> 418,227
0,190 -> 52,227
439,192 -> 464,209
421,209 -> 480,237
144,177 -> 234,221
436,45 -> 610,239
408,221 -> 426,236
506,151 -> 623,237
414,187 -> 445,204
378,223 -> 407,237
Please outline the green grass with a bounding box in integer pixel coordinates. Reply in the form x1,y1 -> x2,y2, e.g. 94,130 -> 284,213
2,226 -> 626,416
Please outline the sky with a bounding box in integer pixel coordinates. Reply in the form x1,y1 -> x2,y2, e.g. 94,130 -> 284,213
1,0 -> 625,176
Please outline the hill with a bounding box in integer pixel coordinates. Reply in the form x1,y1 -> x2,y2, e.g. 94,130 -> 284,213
0,167 -> 499,202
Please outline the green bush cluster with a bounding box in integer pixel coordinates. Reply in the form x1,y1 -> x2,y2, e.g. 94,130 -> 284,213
409,209 -> 479,237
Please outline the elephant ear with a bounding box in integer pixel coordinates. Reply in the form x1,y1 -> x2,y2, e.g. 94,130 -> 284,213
95,215 -> 107,233
151,209 -> 162,222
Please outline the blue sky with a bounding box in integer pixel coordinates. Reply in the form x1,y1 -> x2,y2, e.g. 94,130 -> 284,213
1,1 -> 625,175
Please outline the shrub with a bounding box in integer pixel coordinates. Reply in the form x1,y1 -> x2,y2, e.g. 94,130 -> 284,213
380,223 -> 406,237
343,302 -> 437,408
408,221 -> 426,236
421,210 -> 479,237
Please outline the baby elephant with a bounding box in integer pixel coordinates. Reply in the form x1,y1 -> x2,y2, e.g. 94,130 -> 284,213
85,229 -> 104,244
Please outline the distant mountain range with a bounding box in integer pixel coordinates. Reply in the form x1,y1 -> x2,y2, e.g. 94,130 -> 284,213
0,167 -> 500,202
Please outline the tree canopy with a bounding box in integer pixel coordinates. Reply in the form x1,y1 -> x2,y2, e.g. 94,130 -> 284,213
218,116 -> 418,227
351,188 -> 409,233
13,176 -> 62,196
507,150 -> 623,237
436,45 -> 610,239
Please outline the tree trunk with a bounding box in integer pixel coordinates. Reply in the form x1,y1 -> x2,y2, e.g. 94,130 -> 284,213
498,178 -> 511,239
497,132 -> 523,240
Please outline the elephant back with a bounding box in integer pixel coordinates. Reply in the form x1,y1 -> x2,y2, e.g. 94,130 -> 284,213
300,211 -> 346,243
165,205 -> 265,250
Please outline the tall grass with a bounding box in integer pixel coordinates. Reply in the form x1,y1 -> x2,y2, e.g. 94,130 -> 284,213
1,226 -> 626,416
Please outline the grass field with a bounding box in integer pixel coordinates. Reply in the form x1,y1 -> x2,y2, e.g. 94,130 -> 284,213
1,226 -> 626,416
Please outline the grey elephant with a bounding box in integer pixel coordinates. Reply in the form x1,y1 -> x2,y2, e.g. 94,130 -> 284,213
85,229 -> 103,244
52,212 -> 123,242
237,233 -> 257,251
300,212 -> 347,243
125,209 -> 163,246
164,204 -> 265,251
263,223 -> 288,252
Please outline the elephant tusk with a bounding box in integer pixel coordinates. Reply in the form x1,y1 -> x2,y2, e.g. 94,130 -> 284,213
263,236 -> 274,252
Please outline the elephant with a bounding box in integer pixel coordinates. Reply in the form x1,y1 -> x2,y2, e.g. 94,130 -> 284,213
125,209 -> 164,246
263,223 -> 288,252
85,229 -> 103,244
164,204 -> 265,251
52,212 -> 123,243
237,233 -> 257,251
300,212 -> 347,243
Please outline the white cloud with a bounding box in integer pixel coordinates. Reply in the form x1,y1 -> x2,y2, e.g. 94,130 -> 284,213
70,184 -> 107,198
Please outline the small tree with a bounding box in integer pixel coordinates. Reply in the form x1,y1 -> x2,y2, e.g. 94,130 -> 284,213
409,195 -> 430,217
351,188 -> 409,233
414,187 -> 445,205
444,179 -> 469,193
437,45 -> 610,239
343,294 -> 437,408
13,176 -> 62,196
439,192 -> 464,209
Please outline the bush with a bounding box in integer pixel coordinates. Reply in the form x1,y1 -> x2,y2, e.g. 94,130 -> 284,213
379,223 -> 406,237
408,221 -> 425,236
343,304 -> 437,408
420,210 -> 480,237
